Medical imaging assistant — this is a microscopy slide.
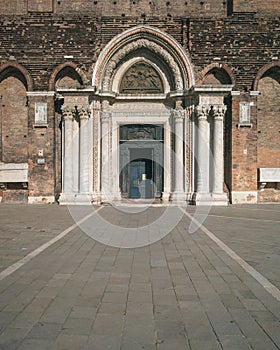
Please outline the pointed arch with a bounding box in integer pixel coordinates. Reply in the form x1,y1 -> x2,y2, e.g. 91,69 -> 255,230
253,61 -> 280,91
49,62 -> 85,91
0,61 -> 33,91
198,63 -> 236,86
92,25 -> 195,92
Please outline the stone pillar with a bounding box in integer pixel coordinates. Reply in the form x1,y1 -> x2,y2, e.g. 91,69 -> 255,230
212,105 -> 227,194
162,119 -> 171,203
78,107 -> 90,194
101,102 -> 111,202
196,105 -> 210,194
171,108 -> 186,202
73,106 -> 92,204
72,113 -> 79,193
59,105 -> 75,204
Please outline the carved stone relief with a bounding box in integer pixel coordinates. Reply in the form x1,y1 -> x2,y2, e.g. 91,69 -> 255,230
120,62 -> 164,94
102,39 -> 183,91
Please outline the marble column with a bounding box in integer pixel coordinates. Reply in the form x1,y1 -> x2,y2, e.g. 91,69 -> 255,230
78,107 -> 90,195
162,119 -> 171,203
196,105 -> 210,194
60,106 -> 73,204
171,109 -> 186,202
72,113 -> 79,193
101,105 -> 111,202
212,105 -> 227,195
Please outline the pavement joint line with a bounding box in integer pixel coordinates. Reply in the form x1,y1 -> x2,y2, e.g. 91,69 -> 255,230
207,214 -> 280,223
0,207 -> 102,282
179,206 -> 280,302
230,207 -> 280,213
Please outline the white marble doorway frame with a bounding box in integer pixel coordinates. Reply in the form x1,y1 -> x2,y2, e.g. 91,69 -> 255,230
108,108 -> 172,203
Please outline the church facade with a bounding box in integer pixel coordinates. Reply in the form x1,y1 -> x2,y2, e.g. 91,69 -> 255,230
0,0 -> 280,205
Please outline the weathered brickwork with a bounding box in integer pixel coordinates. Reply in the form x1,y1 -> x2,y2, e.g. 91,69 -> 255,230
0,0 -> 279,203
0,75 -> 28,163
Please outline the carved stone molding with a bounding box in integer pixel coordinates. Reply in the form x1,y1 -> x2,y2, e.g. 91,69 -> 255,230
102,39 -> 183,91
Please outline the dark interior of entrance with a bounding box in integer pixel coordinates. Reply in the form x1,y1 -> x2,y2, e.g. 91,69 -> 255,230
119,124 -> 164,199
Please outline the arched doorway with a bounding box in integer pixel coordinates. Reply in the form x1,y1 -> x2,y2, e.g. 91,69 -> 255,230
91,25 -> 194,203
58,25 -> 231,205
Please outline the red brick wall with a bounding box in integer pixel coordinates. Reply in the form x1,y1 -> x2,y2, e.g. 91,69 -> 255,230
231,93 -> 258,193
234,0 -> 280,15
0,76 -> 28,163
257,70 -> 280,168
27,95 -> 56,198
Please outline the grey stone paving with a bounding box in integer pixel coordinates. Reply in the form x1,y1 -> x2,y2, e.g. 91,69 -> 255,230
0,203 -> 279,350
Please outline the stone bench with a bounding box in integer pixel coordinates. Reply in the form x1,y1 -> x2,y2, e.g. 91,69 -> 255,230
0,163 -> 28,190
258,168 -> 280,190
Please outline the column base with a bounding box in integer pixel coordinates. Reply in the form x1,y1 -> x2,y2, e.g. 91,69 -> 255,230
193,192 -> 229,206
100,191 -> 122,203
74,193 -> 94,205
170,191 -> 186,203
59,192 -> 93,205
59,193 -> 77,205
161,191 -> 171,204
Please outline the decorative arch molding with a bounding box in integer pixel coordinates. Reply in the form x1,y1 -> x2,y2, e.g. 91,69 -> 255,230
49,61 -> 86,91
197,63 -> 236,86
0,61 -> 33,91
253,61 -> 280,91
92,25 -> 195,92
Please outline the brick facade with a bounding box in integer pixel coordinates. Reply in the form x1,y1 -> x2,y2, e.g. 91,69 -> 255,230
0,0 -> 279,203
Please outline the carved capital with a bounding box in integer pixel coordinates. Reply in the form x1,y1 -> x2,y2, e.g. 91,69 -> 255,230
196,105 -> 210,120
173,109 -> 184,122
61,105 -> 73,121
77,106 -> 90,120
213,105 -> 227,121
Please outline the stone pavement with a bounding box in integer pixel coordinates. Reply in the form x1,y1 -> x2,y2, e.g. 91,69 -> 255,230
0,203 -> 279,350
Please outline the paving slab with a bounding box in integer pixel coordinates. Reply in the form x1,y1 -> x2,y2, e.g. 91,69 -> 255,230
0,203 -> 279,350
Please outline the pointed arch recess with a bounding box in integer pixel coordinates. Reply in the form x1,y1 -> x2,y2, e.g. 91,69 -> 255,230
49,62 -> 85,91
0,61 -> 33,91
92,25 -> 195,92
198,63 -> 236,86
253,61 -> 280,91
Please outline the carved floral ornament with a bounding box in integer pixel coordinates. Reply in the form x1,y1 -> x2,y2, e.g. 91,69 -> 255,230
61,105 -> 91,121
102,39 -> 184,92
195,105 -> 227,120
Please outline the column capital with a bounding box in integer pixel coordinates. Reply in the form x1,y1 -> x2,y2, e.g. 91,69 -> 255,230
61,105 -> 74,121
77,106 -> 90,120
172,109 -> 184,122
213,105 -> 227,121
195,105 -> 210,120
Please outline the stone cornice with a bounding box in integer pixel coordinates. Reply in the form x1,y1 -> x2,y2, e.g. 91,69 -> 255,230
27,91 -> 55,97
